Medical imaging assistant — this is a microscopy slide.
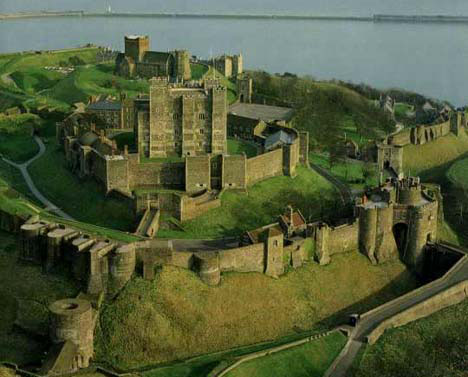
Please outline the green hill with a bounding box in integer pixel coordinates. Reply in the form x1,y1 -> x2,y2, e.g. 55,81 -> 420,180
250,71 -> 395,153
402,131 -> 468,180
95,252 -> 418,369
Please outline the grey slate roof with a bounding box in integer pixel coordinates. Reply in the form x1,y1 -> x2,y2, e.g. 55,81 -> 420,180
87,100 -> 121,111
229,103 -> 294,122
142,51 -> 173,65
264,130 -> 295,150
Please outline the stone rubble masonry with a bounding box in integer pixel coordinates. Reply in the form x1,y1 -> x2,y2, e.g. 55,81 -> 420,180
246,148 -> 283,185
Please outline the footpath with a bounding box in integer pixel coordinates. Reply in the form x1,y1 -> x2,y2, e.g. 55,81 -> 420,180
2,136 -> 74,220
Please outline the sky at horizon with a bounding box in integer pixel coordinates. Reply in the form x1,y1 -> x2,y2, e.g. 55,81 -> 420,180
3,0 -> 468,15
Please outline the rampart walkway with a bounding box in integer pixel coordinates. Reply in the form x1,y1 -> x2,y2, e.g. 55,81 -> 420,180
1,136 -> 74,220
325,252 -> 468,377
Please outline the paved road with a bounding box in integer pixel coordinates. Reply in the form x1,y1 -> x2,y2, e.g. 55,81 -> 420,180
325,253 -> 468,376
2,136 -> 75,220
309,163 -> 353,204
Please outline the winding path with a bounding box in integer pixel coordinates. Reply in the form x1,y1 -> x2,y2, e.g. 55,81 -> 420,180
325,251 -> 468,377
1,136 -> 75,220
309,162 -> 353,205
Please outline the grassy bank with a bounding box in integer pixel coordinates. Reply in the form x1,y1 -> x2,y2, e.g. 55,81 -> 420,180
227,138 -> 257,157
28,138 -> 135,231
158,166 -> 339,239
0,113 -> 43,162
350,299 -> 468,377
402,131 -> 468,180
95,252 -> 418,368
226,331 -> 346,377
0,231 -> 79,365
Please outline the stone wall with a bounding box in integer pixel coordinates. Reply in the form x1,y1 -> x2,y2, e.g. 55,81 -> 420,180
105,156 -> 129,193
185,155 -> 211,192
128,154 -> 185,189
246,148 -> 283,185
367,279 -> 468,345
314,222 -> 359,265
218,243 -> 265,273
180,192 -> 221,222
222,154 -> 247,189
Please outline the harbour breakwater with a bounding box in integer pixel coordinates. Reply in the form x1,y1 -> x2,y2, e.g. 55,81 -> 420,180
2,11 -> 468,23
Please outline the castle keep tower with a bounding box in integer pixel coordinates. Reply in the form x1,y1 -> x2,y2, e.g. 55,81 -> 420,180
124,35 -> 149,62
145,78 -> 227,158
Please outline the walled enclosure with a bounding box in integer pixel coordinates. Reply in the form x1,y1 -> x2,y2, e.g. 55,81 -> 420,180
377,111 -> 466,176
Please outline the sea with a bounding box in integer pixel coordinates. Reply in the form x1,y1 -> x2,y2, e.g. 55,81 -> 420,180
1,0 -> 468,106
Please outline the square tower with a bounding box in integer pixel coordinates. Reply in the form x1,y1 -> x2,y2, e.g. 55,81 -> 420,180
124,35 -> 149,63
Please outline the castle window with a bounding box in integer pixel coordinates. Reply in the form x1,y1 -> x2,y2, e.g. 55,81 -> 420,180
199,113 -> 205,120
199,129 -> 204,135
273,240 -> 279,247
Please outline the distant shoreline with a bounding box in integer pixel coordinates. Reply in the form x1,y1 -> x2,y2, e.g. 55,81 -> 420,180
2,11 -> 468,23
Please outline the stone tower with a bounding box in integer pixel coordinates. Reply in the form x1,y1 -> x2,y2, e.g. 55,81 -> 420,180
237,77 -> 253,103
232,54 -> 243,77
262,227 -> 284,278
174,50 -> 191,81
450,111 -> 466,136
49,298 -> 94,370
124,35 -> 149,63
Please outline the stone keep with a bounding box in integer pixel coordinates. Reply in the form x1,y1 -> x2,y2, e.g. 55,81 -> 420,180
145,78 -> 227,158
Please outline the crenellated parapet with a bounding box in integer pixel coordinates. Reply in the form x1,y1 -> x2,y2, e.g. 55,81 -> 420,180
356,176 -> 439,271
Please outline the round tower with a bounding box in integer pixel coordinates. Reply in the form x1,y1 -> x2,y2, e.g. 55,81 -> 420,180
109,244 -> 136,294
49,298 -> 94,368
20,222 -> 46,262
358,206 -> 378,264
195,252 -> 221,286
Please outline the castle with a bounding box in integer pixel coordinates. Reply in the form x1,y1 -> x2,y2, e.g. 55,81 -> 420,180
115,35 -> 191,81
57,72 -> 307,228
211,53 -> 243,78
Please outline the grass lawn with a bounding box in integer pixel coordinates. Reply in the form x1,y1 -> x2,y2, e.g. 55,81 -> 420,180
0,230 -> 80,365
28,138 -> 135,231
190,63 -> 209,80
227,138 -> 257,157
309,152 -> 378,189
394,102 -> 413,118
402,131 -> 468,180
95,251 -> 418,369
446,156 -> 468,190
205,66 -> 237,104
350,299 -> 468,377
158,166 -> 339,239
226,331 -> 347,377
0,113 -> 42,163
40,63 -> 149,110
10,67 -> 64,94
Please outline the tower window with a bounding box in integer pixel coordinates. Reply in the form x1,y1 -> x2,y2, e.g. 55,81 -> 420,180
199,129 -> 204,135
199,113 -> 205,120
